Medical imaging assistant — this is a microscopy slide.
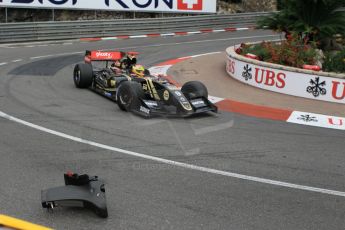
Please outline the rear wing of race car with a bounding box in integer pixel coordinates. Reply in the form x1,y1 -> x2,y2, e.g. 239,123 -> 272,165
84,50 -> 139,64
84,50 -> 124,63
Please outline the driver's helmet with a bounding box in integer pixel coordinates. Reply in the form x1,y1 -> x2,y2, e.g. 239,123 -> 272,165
110,60 -> 122,74
113,59 -> 121,68
131,65 -> 145,77
125,52 -> 137,68
127,53 -> 135,60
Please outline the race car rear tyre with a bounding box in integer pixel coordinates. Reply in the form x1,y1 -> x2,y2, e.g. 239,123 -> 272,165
73,63 -> 93,88
181,81 -> 208,100
117,81 -> 144,111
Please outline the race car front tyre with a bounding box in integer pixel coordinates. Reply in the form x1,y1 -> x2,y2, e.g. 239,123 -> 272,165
73,63 -> 93,88
181,81 -> 208,100
117,81 -> 144,111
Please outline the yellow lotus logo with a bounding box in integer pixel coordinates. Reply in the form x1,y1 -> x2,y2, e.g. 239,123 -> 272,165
163,90 -> 170,101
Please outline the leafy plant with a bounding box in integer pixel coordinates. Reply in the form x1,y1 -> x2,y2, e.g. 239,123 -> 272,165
257,0 -> 345,50
240,35 -> 318,68
323,49 -> 345,73
240,42 -> 272,61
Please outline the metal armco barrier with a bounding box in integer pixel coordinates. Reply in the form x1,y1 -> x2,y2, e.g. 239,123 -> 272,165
0,12 -> 272,43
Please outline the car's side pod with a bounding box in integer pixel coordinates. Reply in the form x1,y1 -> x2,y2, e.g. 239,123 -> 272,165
41,172 -> 108,218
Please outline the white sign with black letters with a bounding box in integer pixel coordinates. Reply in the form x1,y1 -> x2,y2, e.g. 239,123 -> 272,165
0,0 -> 216,13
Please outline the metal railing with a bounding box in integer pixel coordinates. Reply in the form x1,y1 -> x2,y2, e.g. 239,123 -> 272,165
0,12 -> 272,43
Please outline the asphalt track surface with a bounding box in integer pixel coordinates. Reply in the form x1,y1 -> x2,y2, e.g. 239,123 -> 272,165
0,30 -> 345,230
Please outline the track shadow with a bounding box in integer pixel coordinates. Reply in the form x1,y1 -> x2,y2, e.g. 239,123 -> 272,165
8,54 -> 82,76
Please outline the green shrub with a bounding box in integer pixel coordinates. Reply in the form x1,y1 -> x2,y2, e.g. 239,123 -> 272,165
240,35 -> 318,68
241,42 -> 272,61
323,49 -> 345,73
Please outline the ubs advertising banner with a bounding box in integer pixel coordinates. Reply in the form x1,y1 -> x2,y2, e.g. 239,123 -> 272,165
0,0 -> 217,13
226,54 -> 345,105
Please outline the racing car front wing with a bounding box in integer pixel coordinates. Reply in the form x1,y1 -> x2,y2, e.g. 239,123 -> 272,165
133,97 -> 217,118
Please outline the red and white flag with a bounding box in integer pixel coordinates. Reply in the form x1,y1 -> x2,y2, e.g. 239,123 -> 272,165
177,0 -> 203,11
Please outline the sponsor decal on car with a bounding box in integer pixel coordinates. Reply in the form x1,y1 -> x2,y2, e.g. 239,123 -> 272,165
142,84 -> 148,91
174,91 -> 182,96
90,51 -> 123,60
167,85 -> 179,90
140,106 -> 150,114
96,52 -> 112,58
191,100 -> 205,106
104,92 -> 112,97
144,100 -> 158,107
181,102 -> 192,111
163,90 -> 170,101
179,97 -> 186,102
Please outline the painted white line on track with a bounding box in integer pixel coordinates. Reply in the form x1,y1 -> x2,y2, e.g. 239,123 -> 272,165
170,35 -> 280,46
12,59 -> 22,63
112,35 -> 280,50
30,51 -> 84,60
1,110 -> 345,198
30,55 -> 54,59
174,52 -> 222,60
0,62 -> 7,66
0,45 -> 15,49
26,34 -> 278,61
191,52 -> 222,58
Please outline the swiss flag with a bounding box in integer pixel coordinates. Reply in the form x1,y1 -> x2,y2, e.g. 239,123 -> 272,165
177,0 -> 203,11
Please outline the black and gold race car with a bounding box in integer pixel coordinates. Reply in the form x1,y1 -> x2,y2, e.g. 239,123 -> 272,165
73,50 -> 217,117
